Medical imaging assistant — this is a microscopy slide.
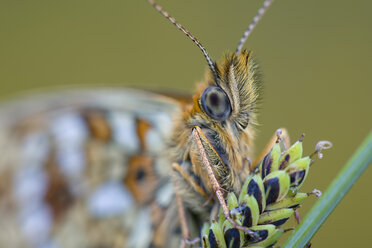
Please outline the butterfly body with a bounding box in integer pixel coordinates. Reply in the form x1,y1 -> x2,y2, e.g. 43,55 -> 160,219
0,51 -> 262,248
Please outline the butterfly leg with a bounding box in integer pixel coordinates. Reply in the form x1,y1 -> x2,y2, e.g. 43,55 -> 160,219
172,163 -> 209,199
293,209 -> 312,248
172,164 -> 202,247
294,208 -> 302,224
191,127 -> 259,239
251,128 -> 290,169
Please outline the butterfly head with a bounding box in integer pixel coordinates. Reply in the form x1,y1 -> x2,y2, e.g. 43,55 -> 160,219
196,50 -> 261,130
185,50 -> 261,192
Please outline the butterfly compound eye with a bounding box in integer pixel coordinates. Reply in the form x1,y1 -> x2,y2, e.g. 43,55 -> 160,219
201,86 -> 231,121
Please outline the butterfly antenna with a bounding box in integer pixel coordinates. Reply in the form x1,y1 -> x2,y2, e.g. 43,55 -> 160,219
236,0 -> 275,54
147,0 -> 219,84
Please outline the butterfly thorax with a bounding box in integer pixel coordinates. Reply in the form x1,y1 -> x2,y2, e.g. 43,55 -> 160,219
168,50 -> 262,216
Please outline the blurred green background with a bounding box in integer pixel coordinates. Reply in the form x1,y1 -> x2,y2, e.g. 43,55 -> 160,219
0,0 -> 371,247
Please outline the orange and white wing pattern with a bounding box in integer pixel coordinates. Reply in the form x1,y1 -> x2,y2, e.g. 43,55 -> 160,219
0,88 -> 183,248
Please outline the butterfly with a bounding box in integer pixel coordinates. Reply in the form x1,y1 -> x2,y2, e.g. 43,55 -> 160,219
0,0 -> 276,247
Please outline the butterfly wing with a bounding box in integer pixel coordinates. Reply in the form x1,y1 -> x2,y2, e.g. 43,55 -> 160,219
0,88 -> 182,248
